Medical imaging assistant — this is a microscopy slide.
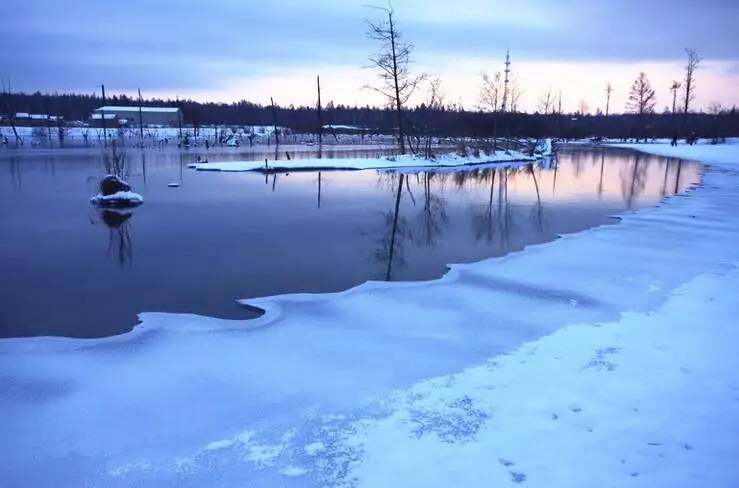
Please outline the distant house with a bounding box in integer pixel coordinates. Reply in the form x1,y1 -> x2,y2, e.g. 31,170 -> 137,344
91,106 -> 182,127
11,113 -> 64,127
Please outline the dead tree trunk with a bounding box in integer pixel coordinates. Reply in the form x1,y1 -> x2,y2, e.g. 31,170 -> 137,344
387,12 -> 405,154
101,84 -> 108,149
270,97 -> 279,146
316,76 -> 323,147
138,88 -> 144,148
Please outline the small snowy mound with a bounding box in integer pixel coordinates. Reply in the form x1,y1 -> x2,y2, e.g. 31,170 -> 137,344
90,191 -> 144,207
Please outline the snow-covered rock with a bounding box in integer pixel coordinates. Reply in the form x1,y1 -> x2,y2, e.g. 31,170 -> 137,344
99,174 -> 131,195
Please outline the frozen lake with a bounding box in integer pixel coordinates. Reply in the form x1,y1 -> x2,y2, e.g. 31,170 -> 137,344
0,146 -> 701,338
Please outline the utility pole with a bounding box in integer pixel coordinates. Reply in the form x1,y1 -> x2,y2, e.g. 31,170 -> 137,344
501,49 -> 511,112
316,76 -> 323,146
138,88 -> 144,148
605,83 -> 613,117
101,84 -> 108,148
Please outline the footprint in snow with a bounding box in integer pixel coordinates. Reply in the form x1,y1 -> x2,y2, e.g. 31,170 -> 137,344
499,458 -> 515,467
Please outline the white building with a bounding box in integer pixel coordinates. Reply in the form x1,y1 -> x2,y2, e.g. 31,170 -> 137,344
92,106 -> 182,127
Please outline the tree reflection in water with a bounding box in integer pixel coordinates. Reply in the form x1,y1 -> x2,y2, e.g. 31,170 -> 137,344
374,173 -> 412,281
414,172 -> 449,248
621,152 -> 648,209
98,209 -> 134,268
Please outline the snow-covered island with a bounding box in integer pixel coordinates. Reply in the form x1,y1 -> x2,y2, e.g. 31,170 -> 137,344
90,174 -> 143,207
189,141 -> 553,172
1,140 -> 738,487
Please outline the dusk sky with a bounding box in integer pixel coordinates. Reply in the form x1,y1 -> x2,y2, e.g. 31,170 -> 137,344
2,0 -> 738,113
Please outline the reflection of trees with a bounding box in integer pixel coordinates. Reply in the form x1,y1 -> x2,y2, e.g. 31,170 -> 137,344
527,163 -> 547,239
8,156 -> 22,189
597,151 -> 605,198
470,168 -> 515,247
374,173 -> 412,281
660,160 -> 670,197
99,209 -> 134,268
471,169 -> 498,243
317,171 -> 322,208
571,149 -> 584,179
674,160 -> 683,195
620,152 -> 647,209
414,172 -> 449,247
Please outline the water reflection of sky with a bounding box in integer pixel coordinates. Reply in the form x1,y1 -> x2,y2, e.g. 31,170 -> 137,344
0,147 -> 701,338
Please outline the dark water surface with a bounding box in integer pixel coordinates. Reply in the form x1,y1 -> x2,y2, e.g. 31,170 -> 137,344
0,146 -> 701,337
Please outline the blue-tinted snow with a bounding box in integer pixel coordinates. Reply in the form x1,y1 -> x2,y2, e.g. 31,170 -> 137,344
1,140 -> 738,487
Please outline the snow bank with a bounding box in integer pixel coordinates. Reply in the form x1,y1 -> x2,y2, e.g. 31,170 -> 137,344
338,269 -> 739,488
190,150 -> 538,172
90,190 -> 144,206
1,142 -> 738,487
609,138 -> 739,165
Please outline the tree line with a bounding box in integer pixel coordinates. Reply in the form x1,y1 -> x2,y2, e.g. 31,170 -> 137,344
2,89 -> 737,140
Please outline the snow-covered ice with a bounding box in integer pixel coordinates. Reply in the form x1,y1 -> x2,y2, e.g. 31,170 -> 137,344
1,141 -> 738,487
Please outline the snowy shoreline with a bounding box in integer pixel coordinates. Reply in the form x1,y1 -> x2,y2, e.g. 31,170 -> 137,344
1,141 -> 738,487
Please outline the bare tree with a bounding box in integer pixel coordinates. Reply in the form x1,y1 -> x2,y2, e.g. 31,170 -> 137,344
422,77 -> 444,157
427,77 -> 444,108
316,75 -> 323,146
578,99 -> 589,115
682,49 -> 701,117
707,102 -> 723,115
480,72 -> 503,112
626,72 -> 656,115
480,72 -> 503,151
537,89 -> 555,114
365,4 -> 424,154
508,76 -> 524,113
605,83 -> 613,116
669,80 -> 681,113
556,90 -> 563,115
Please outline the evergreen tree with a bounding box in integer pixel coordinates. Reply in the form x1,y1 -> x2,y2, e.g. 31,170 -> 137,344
626,72 -> 656,115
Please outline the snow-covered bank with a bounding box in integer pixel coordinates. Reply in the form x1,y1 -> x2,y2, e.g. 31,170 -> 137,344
337,269 -> 739,487
189,150 -> 538,172
1,143 -> 738,487
609,138 -> 739,165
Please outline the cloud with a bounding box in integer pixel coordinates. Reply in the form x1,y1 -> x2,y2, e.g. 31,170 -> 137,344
1,0 -> 737,105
